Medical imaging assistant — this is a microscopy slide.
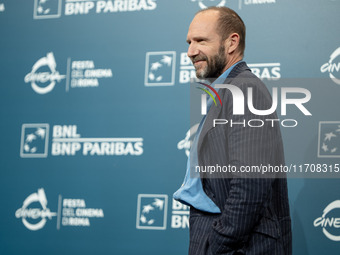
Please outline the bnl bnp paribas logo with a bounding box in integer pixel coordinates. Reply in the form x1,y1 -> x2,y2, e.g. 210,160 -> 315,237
144,51 -> 198,86
20,124 -> 49,158
144,51 -> 281,87
34,0 -> 62,19
136,194 -> 189,230
318,121 -> 340,158
24,52 -> 113,94
20,123 -> 143,158
321,47 -> 340,86
33,0 -> 157,19
145,52 -> 176,86
15,188 -> 105,231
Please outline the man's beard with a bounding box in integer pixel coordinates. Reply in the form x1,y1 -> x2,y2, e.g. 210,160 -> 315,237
192,45 -> 227,79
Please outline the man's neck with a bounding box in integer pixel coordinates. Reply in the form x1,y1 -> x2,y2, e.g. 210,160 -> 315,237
222,55 -> 243,73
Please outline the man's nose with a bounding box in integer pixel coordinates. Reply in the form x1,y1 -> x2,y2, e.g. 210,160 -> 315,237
187,43 -> 199,58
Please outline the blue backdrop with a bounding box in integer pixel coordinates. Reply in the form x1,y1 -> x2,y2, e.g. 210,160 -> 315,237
1,0 -> 340,254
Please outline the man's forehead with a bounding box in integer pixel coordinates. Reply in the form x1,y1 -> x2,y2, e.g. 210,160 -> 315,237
193,10 -> 219,26
187,10 -> 220,38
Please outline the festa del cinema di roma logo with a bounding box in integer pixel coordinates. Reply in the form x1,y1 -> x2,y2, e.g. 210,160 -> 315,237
15,188 -> 57,231
24,52 -> 66,94
24,52 -> 113,94
136,194 -> 190,230
314,200 -> 340,242
15,188 -> 105,231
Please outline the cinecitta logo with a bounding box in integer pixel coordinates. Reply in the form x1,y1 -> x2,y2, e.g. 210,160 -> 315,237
314,200 -> 340,241
24,52 -> 66,94
15,188 -> 57,231
321,47 -> 340,85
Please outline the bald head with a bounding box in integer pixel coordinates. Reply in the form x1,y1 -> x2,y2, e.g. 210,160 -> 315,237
197,7 -> 246,56
186,7 -> 244,78
187,10 -> 220,43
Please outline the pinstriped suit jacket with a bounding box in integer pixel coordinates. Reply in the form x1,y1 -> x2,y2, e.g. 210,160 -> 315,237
189,62 -> 292,255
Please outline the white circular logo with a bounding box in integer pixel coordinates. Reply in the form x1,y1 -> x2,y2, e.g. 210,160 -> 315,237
321,47 -> 340,85
314,200 -> 340,241
24,52 -> 66,94
15,188 -> 57,231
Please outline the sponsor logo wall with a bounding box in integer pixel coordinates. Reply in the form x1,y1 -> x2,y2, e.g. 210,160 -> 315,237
1,0 -> 340,254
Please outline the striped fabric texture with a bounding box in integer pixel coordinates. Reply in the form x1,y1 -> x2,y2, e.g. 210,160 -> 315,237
189,62 -> 292,255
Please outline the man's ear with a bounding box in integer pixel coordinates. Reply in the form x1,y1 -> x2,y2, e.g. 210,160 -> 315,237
225,33 -> 240,54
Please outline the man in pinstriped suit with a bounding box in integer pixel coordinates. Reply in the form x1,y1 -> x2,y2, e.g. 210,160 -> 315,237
181,7 -> 292,255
